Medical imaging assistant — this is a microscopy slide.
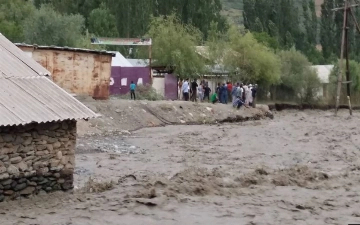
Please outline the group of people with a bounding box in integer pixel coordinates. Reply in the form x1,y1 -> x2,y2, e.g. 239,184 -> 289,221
179,79 -> 258,109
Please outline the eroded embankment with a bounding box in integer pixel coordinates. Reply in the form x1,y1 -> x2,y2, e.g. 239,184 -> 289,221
77,99 -> 274,136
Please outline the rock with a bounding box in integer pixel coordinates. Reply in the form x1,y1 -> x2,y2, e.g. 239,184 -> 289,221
33,161 -> 47,169
11,181 -> 17,188
35,151 -> 48,156
36,145 -> 47,151
31,132 -> 39,138
60,169 -> 73,176
22,137 -> 33,146
0,155 -> 8,161
0,195 -> 4,202
45,187 -> 52,192
53,142 -> 61,149
56,151 -> 63,160
14,182 -> 27,191
10,157 -> 22,164
4,190 -> 14,196
1,179 -> 12,186
23,156 -> 35,162
0,136 -> 3,143
0,184 -> 3,189
47,138 -> 57,144
20,186 -> 35,195
0,167 -> 6,174
2,134 -> 14,142
7,165 -> 19,176
9,153 -> 19,158
18,178 -> 27,184
46,144 -> 54,152
15,161 -> 28,172
50,165 -> 64,171
50,159 -> 60,167
0,155 -> 9,162
54,173 -> 60,178
61,121 -> 69,130
14,136 -> 24,145
57,179 -> 65,184
65,164 -> 74,169
59,138 -> 69,142
24,171 -> 36,177
27,180 -> 37,186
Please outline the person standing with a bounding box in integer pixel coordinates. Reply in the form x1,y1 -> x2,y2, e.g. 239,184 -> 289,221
204,85 -> 211,102
178,79 -> 183,100
197,84 -> 204,102
182,79 -> 189,101
130,81 -> 136,100
221,83 -> 228,104
227,82 -> 233,103
252,84 -> 258,108
231,83 -> 239,105
191,79 -> 198,102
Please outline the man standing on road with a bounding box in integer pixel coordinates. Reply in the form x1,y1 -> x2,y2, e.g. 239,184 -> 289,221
191,79 -> 198,102
130,81 -> 136,100
182,79 -> 189,101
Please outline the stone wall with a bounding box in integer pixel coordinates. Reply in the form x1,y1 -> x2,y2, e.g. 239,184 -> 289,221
0,120 -> 76,201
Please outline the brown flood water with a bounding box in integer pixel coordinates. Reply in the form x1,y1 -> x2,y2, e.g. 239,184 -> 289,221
1,110 -> 360,225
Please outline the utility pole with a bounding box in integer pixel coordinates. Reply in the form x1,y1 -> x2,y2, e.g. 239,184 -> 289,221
333,0 -> 360,116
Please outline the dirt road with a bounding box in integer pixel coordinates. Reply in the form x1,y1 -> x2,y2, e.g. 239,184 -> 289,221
1,109 -> 360,225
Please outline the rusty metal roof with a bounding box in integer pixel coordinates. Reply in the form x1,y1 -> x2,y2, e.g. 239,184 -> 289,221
0,35 -> 51,76
0,33 -> 98,126
15,43 -> 115,56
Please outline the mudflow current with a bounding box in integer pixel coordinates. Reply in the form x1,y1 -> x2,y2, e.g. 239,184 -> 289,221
1,110 -> 360,225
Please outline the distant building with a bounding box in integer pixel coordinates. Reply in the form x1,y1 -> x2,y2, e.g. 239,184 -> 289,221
0,33 -> 97,201
16,44 -> 115,100
311,65 -> 334,98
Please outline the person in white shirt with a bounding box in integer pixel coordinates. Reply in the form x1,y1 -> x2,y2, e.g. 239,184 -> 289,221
181,79 -> 189,101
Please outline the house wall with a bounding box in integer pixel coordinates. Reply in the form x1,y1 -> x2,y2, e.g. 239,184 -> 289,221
152,77 -> 165,96
18,46 -> 112,100
110,66 -> 150,95
0,120 -> 76,201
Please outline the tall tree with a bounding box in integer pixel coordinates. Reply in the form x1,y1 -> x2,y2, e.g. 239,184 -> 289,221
143,14 -> 205,78
88,3 -> 118,37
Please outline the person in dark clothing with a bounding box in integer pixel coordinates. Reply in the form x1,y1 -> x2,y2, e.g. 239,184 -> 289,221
204,86 -> 211,102
251,84 -> 258,108
220,83 -> 228,104
191,79 -> 198,102
130,81 -> 136,100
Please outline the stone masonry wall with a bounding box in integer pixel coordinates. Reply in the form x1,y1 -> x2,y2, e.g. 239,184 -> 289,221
0,120 -> 76,202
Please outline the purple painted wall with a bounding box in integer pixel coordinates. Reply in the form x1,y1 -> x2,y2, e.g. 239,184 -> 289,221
164,74 -> 178,100
110,67 -> 151,95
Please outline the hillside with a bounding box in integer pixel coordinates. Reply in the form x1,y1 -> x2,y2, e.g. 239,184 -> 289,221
220,0 -> 323,25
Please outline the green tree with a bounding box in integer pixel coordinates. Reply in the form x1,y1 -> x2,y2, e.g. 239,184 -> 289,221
143,14 -> 205,78
224,25 -> 281,85
23,4 -> 85,47
252,32 -> 280,50
0,0 -> 35,42
88,3 -> 118,37
329,60 -> 360,93
278,48 -> 321,103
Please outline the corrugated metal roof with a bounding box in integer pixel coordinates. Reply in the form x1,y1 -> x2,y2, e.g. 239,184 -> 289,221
110,52 -> 133,67
128,59 -> 149,67
0,33 -> 97,126
16,43 -> 115,57
0,34 -> 51,76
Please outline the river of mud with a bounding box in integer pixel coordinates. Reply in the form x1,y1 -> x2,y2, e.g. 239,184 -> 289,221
1,110 -> 360,225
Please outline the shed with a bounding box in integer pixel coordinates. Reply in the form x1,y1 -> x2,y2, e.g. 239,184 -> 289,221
311,65 -> 334,98
15,43 -> 115,100
0,33 -> 97,200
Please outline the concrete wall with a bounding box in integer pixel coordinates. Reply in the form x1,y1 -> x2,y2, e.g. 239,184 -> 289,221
0,120 -> 76,201
18,46 -> 112,100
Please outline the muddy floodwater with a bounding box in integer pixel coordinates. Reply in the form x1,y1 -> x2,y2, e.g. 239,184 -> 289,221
1,110 -> 360,225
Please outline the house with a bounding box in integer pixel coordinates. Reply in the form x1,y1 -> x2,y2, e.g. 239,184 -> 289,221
109,53 -> 152,96
311,65 -> 334,98
15,44 -> 115,100
0,33 -> 97,201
